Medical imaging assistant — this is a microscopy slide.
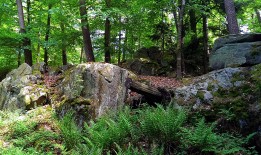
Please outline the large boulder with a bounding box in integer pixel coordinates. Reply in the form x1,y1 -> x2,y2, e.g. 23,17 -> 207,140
0,63 -> 48,111
173,64 -> 261,150
127,58 -> 160,75
173,64 -> 261,127
209,33 -> 261,70
122,46 -> 173,76
174,67 -> 243,107
55,63 -> 131,125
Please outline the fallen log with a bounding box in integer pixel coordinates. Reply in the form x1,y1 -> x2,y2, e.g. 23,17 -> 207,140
126,78 -> 164,105
130,80 -> 162,97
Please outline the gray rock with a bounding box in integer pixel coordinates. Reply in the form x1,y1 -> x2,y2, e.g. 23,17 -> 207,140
0,63 -> 48,111
210,34 -> 261,70
212,33 -> 261,52
56,63 -> 131,125
173,67 -> 243,108
6,63 -> 32,79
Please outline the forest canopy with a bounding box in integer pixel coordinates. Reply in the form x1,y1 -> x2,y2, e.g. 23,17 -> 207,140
0,0 -> 260,76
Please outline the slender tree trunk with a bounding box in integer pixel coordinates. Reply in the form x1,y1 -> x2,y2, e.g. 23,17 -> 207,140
224,0 -> 239,34
26,0 -> 33,64
60,23 -> 67,65
18,49 -> 21,67
104,17 -> 111,63
80,47 -> 84,63
104,9 -> 111,62
44,4 -> 52,65
26,0 -> 31,25
161,10 -> 165,54
256,9 -> 261,24
16,0 -> 32,66
203,15 -> 209,73
79,0 -> 95,62
37,32 -> 41,63
104,0 -> 111,63
189,9 -> 197,35
123,28 -> 127,62
176,0 -> 185,79
117,17 -> 122,65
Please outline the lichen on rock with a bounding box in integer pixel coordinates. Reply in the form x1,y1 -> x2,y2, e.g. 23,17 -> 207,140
0,63 -> 48,111
55,63 -> 130,126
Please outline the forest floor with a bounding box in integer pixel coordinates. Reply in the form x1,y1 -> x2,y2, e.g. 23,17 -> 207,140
138,75 -> 182,89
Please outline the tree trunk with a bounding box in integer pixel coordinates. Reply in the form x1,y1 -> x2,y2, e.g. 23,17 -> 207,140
203,15 -> 209,73
16,0 -> 33,66
224,0 -> 239,34
44,4 -> 52,65
104,0 -> 111,63
18,49 -> 21,67
117,17 -> 122,65
26,0 -> 33,64
256,9 -> 261,24
80,47 -> 84,63
189,9 -> 197,35
37,32 -> 41,63
104,18 -> 111,63
161,10 -> 165,54
123,27 -> 127,62
26,0 -> 31,25
104,17 -> 111,63
60,23 -> 67,65
79,0 -> 95,62
176,0 -> 185,79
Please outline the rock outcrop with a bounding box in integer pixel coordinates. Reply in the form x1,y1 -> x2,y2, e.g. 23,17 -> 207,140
0,63 -> 48,111
172,64 -> 261,129
122,46 -> 173,76
174,67 -> 244,107
0,62 -> 166,125
209,33 -> 261,70
172,64 -> 261,150
55,63 -> 131,125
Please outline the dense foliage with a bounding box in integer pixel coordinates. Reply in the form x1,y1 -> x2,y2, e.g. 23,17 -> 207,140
0,0 -> 260,75
0,105 -> 258,154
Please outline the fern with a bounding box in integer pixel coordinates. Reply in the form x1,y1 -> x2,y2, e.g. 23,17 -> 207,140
181,118 -> 218,152
83,107 -> 136,151
140,105 -> 186,142
58,111 -> 82,150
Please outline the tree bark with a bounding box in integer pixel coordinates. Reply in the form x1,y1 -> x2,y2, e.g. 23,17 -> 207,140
189,9 -> 197,35
117,17 -> 122,65
44,4 -> 52,65
18,49 -> 21,67
176,0 -> 185,79
37,32 -> 41,63
203,15 -> 209,73
224,0 -> 239,34
104,0 -> 111,63
161,10 -> 165,54
26,0 -> 31,25
60,22 -> 67,65
16,0 -> 33,66
123,27 -> 127,62
80,46 -> 84,63
79,0 -> 95,62
104,17 -> 111,63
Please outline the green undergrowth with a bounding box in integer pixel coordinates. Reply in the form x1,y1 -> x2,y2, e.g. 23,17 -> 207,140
0,104 -> 258,154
